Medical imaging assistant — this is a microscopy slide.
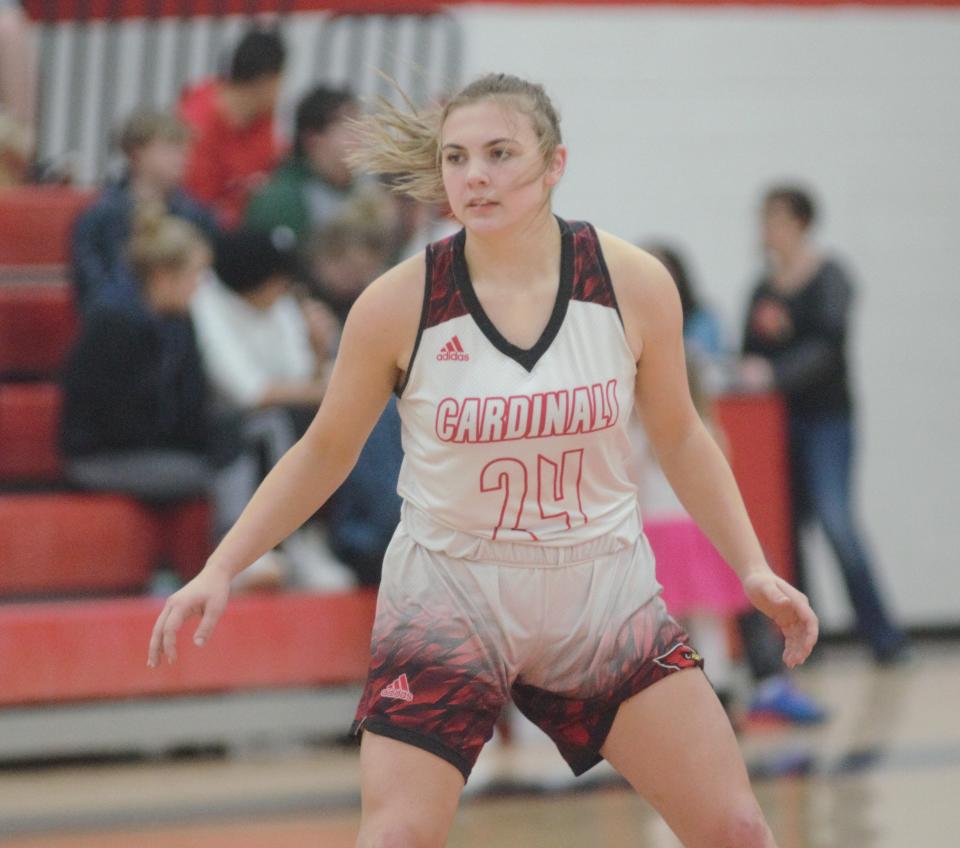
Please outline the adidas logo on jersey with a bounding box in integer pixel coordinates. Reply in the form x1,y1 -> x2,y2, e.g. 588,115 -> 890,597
380,673 -> 414,702
437,335 -> 470,361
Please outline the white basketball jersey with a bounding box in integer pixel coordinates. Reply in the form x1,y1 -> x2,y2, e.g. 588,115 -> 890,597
396,218 -> 639,546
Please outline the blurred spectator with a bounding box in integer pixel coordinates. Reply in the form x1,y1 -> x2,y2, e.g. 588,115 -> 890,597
0,106 -> 31,187
191,227 -> 353,591
327,391 -> 403,587
646,242 -> 827,722
307,195 -> 393,321
70,109 -> 218,314
631,351 -> 826,724
740,184 -> 908,665
191,227 -> 334,412
306,205 -> 402,585
61,204 -> 212,473
246,85 -> 362,249
0,0 -> 37,151
60,207 -> 217,523
61,204 -> 292,590
629,355 -> 749,710
385,190 -> 450,261
179,25 -> 286,229
647,243 -> 725,359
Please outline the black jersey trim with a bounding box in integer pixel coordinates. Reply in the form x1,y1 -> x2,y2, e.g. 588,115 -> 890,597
586,222 -> 625,328
452,216 -> 574,373
395,246 -> 433,398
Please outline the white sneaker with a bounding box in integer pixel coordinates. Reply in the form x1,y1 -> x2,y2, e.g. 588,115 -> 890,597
283,526 -> 357,593
231,551 -> 289,593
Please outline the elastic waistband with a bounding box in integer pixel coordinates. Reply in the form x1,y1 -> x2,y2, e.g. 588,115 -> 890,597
399,502 -> 644,567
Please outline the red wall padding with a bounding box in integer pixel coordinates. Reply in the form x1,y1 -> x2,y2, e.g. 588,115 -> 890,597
0,383 -> 64,482
715,393 -> 794,579
0,282 -> 78,377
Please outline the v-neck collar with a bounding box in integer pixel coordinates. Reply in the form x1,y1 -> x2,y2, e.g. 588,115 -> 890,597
452,216 -> 574,372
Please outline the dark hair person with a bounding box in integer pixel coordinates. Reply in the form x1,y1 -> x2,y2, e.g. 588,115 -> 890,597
741,184 -> 908,665
646,243 -> 723,359
179,25 -> 286,228
246,84 -> 365,248
62,203 -> 213,501
227,26 -> 286,83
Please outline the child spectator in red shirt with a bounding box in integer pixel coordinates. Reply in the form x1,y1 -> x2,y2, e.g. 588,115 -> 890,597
179,26 -> 286,229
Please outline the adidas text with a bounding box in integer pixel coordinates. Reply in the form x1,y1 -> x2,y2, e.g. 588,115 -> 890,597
380,674 -> 414,702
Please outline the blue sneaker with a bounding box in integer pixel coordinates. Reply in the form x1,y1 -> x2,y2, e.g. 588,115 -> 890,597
748,675 -> 828,725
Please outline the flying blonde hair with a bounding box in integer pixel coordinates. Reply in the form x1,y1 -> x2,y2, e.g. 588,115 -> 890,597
348,72 -> 562,205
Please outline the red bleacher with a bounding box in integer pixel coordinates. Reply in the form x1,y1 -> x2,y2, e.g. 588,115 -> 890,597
0,187 -> 794,713
0,383 -> 63,481
0,590 -> 378,707
0,190 -> 177,597
0,281 -> 79,377
0,188 -> 377,711
0,186 -> 92,268
0,494 -> 157,594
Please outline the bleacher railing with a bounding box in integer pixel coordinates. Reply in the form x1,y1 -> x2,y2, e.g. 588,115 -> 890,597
24,0 -> 463,184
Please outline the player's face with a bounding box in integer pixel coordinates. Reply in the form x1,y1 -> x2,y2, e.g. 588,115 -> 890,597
440,99 -> 564,233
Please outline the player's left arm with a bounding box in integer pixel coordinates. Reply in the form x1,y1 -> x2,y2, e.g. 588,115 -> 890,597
600,232 -> 818,667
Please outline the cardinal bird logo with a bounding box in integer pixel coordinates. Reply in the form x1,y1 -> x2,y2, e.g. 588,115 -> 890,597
653,642 -> 703,671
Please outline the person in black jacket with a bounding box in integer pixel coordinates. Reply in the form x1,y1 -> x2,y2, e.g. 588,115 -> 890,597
62,203 -> 216,504
740,185 -> 907,664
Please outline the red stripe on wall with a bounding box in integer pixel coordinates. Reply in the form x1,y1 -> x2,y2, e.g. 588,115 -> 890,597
25,0 -> 960,22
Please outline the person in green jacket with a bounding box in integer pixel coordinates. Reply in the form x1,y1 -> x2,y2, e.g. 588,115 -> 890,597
246,85 -> 367,250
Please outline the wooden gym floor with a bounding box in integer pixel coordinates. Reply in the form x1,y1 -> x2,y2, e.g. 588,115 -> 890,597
3,643 -> 959,847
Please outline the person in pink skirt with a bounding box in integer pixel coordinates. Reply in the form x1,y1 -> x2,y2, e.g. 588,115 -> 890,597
629,357 -> 749,709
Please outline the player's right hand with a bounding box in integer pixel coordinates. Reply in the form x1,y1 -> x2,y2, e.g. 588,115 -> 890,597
147,567 -> 231,668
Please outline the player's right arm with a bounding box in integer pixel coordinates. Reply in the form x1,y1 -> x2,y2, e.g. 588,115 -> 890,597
147,254 -> 425,667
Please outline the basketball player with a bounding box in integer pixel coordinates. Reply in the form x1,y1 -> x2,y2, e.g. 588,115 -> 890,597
148,74 -> 818,848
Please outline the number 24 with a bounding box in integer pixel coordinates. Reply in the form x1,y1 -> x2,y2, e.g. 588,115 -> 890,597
479,449 -> 588,541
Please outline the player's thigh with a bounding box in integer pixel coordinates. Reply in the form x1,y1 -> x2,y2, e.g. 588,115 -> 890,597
357,730 -> 465,848
601,669 -> 775,848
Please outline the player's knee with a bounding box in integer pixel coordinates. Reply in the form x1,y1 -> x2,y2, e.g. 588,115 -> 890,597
713,801 -> 773,848
357,818 -> 441,848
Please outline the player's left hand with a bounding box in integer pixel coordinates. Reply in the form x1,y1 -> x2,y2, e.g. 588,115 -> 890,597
742,571 -> 819,668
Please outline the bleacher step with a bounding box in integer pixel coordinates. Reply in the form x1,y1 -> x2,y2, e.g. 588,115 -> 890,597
0,590 -> 377,707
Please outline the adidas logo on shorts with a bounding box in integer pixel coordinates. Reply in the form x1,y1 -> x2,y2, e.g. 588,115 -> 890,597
380,673 -> 414,702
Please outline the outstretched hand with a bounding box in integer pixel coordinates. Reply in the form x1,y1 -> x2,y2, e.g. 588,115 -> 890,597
742,572 -> 819,668
147,568 -> 231,668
